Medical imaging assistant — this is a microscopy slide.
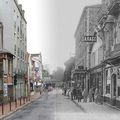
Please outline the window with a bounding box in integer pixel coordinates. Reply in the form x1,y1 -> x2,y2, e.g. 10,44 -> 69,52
17,26 -> 19,33
18,48 -> 19,57
21,50 -> 22,59
14,45 -> 16,54
106,69 -> 110,94
14,22 -> 16,30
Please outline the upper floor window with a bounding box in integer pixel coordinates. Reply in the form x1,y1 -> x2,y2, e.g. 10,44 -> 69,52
14,22 -> 16,31
113,18 -> 120,44
18,48 -> 20,57
14,45 -> 16,54
17,26 -> 19,34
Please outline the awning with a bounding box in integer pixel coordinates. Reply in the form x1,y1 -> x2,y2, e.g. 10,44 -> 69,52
0,48 -> 15,59
103,55 -> 120,65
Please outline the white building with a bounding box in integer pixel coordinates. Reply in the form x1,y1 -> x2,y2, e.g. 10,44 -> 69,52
28,53 -> 43,92
0,0 -> 27,99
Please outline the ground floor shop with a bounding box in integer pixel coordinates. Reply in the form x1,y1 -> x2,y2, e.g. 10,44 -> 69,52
89,66 -> 103,94
103,63 -> 120,108
71,67 -> 87,91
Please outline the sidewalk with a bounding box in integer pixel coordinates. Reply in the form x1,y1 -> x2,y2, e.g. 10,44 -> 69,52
72,99 -> 120,114
0,92 -> 42,120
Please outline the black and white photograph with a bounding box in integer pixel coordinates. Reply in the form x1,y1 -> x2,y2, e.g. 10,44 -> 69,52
0,0 -> 120,120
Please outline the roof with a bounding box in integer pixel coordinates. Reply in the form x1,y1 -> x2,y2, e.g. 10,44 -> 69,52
75,4 -> 102,37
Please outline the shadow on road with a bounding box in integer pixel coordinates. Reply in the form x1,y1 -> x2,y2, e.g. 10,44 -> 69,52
72,100 -> 87,113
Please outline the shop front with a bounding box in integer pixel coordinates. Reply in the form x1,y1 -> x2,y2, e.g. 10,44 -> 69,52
89,65 -> 103,94
103,56 -> 120,108
71,67 -> 87,91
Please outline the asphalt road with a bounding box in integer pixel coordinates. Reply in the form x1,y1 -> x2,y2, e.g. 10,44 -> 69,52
5,89 -> 120,120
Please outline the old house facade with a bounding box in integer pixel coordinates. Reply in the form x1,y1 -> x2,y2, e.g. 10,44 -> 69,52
0,0 -> 27,99
73,5 -> 101,91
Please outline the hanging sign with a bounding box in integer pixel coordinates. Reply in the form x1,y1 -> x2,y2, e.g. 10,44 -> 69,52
82,36 -> 97,42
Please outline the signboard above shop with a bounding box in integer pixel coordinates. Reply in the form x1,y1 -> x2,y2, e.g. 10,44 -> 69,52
82,36 -> 97,42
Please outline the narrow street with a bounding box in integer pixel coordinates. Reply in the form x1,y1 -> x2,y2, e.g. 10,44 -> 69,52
5,89 -> 120,120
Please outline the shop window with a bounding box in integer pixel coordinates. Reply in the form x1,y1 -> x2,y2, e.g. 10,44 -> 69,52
106,84 -> 110,94
118,87 -> 120,96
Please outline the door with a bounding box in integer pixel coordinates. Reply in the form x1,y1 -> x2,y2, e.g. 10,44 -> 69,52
111,74 -> 117,98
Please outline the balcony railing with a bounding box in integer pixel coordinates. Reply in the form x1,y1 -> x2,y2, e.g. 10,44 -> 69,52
107,0 -> 120,16
97,6 -> 108,23
108,0 -> 120,9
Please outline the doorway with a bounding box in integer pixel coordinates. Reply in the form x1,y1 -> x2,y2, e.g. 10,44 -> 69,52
111,74 -> 117,97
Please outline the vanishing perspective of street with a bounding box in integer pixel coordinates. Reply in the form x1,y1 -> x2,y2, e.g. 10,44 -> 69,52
5,89 -> 120,120
1,0 -> 120,120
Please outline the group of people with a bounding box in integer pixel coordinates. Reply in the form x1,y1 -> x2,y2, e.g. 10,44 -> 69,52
70,87 -> 102,104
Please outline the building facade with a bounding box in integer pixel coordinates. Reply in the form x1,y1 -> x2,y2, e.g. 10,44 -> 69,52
74,0 -> 120,108
98,0 -> 120,108
28,53 -> 43,92
0,0 -> 27,99
73,5 -> 101,91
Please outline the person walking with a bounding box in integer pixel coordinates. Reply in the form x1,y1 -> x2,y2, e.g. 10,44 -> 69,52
89,87 -> 94,102
72,88 -> 77,100
77,88 -> 82,102
82,88 -> 88,102
94,88 -> 99,103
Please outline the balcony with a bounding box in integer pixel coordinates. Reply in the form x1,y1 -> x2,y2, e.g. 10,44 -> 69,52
108,0 -> 120,16
97,5 -> 108,24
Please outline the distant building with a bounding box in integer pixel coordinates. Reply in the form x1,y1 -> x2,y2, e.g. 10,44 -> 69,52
64,57 -> 75,88
28,53 -> 43,92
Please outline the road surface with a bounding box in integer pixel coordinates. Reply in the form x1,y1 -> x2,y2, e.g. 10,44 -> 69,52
5,89 -> 120,120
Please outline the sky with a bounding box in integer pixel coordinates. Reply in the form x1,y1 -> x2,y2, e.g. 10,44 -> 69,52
19,0 -> 101,72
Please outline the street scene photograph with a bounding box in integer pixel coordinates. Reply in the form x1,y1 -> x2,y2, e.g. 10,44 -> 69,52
0,0 -> 120,120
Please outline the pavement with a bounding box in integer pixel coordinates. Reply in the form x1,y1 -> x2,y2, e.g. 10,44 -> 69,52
73,100 -> 120,113
0,92 -> 42,120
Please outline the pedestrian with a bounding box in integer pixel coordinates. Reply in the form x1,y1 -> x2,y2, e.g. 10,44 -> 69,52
77,88 -> 82,102
82,88 -> 88,102
94,88 -> 99,103
89,87 -> 94,102
72,88 -> 77,100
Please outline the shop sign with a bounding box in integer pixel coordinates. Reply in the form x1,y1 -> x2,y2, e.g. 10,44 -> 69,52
82,36 -> 97,42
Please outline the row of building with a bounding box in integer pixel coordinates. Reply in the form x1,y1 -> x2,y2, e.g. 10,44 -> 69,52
64,0 -> 120,109
0,0 -> 45,102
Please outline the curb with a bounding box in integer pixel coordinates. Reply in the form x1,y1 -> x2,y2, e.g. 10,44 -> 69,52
0,93 -> 44,120
72,98 -> 120,112
103,102 -> 120,111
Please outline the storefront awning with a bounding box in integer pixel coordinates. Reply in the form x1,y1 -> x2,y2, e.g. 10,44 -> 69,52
0,49 -> 15,59
103,55 -> 120,65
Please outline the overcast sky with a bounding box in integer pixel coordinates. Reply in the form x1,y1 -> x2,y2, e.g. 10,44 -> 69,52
19,0 -> 101,72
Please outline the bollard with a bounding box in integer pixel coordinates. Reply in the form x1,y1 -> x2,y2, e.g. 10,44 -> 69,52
15,98 -> 17,108
2,102 -> 4,115
20,97 -> 21,106
29,95 -> 30,101
9,97 -> 11,111
23,97 -> 25,104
